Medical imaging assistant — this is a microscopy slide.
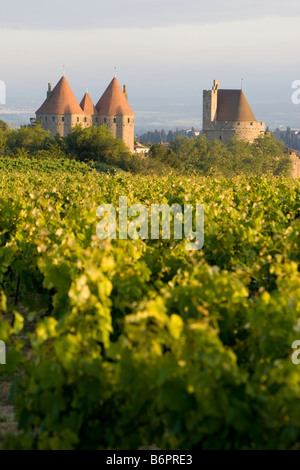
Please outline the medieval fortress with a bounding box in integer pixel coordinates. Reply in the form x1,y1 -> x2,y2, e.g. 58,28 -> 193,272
36,75 -> 264,152
36,75 -> 135,152
202,80 -> 265,143
35,75 -> 300,177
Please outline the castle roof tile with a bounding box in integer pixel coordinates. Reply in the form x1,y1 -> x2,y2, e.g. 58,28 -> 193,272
36,76 -> 84,115
80,91 -> 97,115
96,77 -> 134,116
216,90 -> 256,122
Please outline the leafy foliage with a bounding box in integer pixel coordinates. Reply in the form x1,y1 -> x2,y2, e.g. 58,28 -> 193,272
6,125 -> 51,154
0,120 -> 291,177
64,125 -> 132,166
0,157 -> 300,449
169,134 -> 292,177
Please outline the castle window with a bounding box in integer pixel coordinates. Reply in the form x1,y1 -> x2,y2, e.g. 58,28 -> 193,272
104,118 -> 106,123
237,122 -> 240,126
128,118 -> 130,123
52,117 -> 55,122
77,117 -> 79,122
45,117 -> 47,122
62,117 -> 64,122
84,117 -> 87,122
95,117 -> 98,122
114,118 -> 116,123
250,122 -> 253,126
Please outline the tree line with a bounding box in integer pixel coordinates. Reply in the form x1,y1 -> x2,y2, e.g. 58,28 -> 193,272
0,120 -> 292,177
274,127 -> 300,151
137,128 -> 199,144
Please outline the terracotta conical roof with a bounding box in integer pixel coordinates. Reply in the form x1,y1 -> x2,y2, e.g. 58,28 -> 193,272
216,90 -> 256,122
96,77 -> 134,116
80,92 -> 97,115
36,76 -> 84,115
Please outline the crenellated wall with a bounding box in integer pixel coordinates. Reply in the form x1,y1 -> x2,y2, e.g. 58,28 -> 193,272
203,120 -> 265,143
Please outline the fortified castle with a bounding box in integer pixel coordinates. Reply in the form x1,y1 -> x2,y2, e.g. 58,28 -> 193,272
202,80 -> 265,143
35,75 -> 300,177
36,75 -> 135,152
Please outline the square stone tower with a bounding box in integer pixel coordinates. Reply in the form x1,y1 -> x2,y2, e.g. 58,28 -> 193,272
203,80 -> 219,129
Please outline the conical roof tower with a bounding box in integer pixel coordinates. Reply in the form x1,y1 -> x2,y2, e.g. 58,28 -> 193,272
36,76 -> 84,115
96,77 -> 134,116
80,91 -> 97,115
216,89 -> 256,122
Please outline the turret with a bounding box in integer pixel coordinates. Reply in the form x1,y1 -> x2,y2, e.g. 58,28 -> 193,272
36,76 -> 84,137
96,77 -> 135,152
47,83 -> 52,100
79,90 -> 97,128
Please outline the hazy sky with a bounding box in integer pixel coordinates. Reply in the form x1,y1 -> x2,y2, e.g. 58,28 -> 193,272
1,0 -> 300,129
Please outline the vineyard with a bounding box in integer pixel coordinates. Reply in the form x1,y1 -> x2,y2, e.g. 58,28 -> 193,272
1,156 -> 300,449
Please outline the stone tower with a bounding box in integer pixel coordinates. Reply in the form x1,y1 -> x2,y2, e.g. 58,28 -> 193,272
36,76 -> 86,137
202,80 -> 265,143
79,90 -> 97,128
95,77 -> 135,153
203,79 -> 219,129
35,75 -> 135,152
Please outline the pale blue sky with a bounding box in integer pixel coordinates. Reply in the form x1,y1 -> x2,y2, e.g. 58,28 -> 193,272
1,0 -> 300,130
